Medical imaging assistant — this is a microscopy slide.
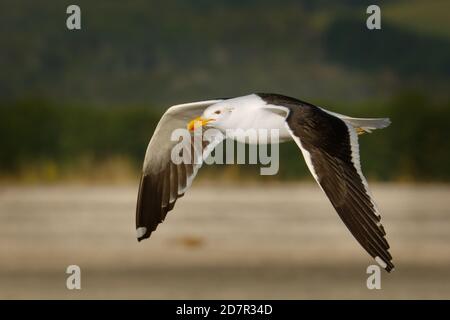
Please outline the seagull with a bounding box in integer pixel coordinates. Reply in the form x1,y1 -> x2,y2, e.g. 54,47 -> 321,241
136,93 -> 394,272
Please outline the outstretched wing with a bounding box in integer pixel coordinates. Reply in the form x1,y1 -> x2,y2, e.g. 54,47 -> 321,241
285,103 -> 394,272
136,100 -> 224,241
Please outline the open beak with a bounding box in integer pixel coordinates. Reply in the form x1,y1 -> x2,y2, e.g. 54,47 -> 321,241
187,116 -> 213,131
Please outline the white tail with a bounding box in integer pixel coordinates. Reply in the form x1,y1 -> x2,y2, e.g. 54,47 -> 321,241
320,108 -> 391,134
341,117 -> 391,133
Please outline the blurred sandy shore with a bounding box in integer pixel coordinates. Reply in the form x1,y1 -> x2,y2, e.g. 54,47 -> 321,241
0,183 -> 449,299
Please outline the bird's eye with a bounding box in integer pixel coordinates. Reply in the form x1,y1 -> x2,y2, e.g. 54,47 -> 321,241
214,110 -> 221,114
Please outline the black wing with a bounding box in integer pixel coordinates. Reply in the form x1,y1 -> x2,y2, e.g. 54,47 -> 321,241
284,101 -> 394,272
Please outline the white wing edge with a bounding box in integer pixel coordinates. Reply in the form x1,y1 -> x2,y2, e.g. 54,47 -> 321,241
166,100 -> 225,116
143,99 -> 224,172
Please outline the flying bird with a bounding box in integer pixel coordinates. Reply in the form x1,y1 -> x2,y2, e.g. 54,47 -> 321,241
136,93 -> 394,272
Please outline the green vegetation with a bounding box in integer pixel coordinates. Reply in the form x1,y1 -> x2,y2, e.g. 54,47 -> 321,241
384,0 -> 450,39
323,16 -> 450,78
1,1 -> 449,182
1,93 -> 448,182
2,1 -> 449,105
0,100 -> 158,182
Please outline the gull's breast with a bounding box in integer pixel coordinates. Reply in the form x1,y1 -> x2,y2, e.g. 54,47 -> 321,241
227,107 -> 293,144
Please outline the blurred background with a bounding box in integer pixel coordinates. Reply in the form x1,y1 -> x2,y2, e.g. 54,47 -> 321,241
0,0 -> 449,298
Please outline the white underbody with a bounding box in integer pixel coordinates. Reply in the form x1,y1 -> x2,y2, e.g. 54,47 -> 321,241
204,94 -> 292,144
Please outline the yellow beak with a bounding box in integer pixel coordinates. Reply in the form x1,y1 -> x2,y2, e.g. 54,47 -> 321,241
187,116 -> 213,131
